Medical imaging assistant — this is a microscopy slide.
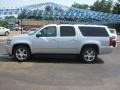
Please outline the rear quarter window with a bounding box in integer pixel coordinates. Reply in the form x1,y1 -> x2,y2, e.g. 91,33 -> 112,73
79,26 -> 109,37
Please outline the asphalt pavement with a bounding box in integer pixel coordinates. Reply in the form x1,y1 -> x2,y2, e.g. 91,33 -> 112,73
0,41 -> 120,90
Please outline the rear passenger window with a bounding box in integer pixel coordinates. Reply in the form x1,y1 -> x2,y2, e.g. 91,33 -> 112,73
79,26 -> 109,37
60,26 -> 76,36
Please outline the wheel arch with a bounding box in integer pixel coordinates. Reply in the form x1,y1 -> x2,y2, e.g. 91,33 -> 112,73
4,31 -> 9,35
12,43 -> 31,55
80,44 -> 99,54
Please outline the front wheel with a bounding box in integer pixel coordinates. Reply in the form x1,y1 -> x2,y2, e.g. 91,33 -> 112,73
13,45 -> 31,61
81,48 -> 97,63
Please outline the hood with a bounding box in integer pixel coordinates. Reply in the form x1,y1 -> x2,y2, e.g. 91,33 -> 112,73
8,34 -> 29,40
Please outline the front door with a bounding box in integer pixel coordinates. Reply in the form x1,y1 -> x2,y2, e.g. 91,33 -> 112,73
32,26 -> 59,53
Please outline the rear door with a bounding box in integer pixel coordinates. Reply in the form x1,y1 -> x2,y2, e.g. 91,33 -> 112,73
58,26 -> 78,54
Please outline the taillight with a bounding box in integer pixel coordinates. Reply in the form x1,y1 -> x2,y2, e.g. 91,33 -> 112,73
109,37 -> 113,46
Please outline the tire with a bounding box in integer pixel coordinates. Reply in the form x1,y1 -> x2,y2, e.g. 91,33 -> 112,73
80,47 -> 97,63
113,41 -> 116,47
5,32 -> 9,36
13,45 -> 31,61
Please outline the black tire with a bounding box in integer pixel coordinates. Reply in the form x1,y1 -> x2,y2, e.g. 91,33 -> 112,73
80,47 -> 97,63
113,41 -> 116,47
5,32 -> 9,36
13,45 -> 31,61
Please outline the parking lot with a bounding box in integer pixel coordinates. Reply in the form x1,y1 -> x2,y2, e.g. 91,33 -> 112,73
0,33 -> 120,90
0,31 -> 21,41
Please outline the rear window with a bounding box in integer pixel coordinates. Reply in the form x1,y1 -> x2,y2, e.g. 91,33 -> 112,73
79,26 -> 109,37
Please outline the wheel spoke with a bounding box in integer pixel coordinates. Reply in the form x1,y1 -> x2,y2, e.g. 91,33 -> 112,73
84,55 -> 88,58
23,54 -> 27,57
18,49 -> 22,53
87,56 -> 91,61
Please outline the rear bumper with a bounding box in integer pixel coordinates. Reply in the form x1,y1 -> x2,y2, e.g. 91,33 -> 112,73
99,46 -> 113,54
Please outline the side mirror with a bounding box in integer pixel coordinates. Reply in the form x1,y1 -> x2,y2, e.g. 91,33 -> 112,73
36,33 -> 42,38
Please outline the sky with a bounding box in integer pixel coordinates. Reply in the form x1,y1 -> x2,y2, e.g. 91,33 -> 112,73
0,0 -> 118,9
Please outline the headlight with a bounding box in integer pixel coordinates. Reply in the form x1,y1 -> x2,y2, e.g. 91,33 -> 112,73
7,40 -> 11,45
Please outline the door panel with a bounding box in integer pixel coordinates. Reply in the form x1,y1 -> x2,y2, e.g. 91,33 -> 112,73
32,37 -> 58,53
58,26 -> 78,54
58,37 -> 78,54
31,26 -> 59,53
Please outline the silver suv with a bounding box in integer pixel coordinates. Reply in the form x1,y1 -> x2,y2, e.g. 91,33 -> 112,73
5,24 -> 113,63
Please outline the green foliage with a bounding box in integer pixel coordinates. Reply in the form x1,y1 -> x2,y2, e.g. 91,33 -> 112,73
72,2 -> 89,9
45,6 -> 53,12
18,9 -> 27,19
112,0 -> 120,14
0,21 -> 9,27
5,16 -> 16,19
17,6 -> 64,20
90,0 -> 113,13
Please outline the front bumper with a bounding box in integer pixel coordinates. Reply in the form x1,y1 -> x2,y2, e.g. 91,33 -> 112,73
5,45 -> 13,56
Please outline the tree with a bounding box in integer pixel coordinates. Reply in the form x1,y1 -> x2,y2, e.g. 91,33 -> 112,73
17,9 -> 27,19
113,0 -> 120,14
45,6 -> 53,12
35,10 -> 43,19
0,21 -> 8,27
90,0 -> 113,13
5,16 -> 16,19
72,2 -> 89,9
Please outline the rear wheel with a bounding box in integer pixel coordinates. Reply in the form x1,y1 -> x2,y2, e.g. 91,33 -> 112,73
81,47 -> 97,63
13,45 -> 31,61
5,32 -> 9,36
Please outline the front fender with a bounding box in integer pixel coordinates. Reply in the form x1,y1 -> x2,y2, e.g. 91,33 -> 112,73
11,40 -> 32,50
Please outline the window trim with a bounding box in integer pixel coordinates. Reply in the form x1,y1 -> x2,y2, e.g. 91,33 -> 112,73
78,26 -> 109,37
39,26 -> 57,37
60,26 -> 76,37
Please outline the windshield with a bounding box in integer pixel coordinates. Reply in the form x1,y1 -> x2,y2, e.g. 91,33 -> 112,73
28,28 -> 39,35
28,26 -> 44,35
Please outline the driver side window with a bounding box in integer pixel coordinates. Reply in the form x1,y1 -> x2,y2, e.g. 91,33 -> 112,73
39,26 -> 57,37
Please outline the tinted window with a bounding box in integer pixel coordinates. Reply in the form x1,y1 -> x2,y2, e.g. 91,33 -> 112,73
40,26 -> 57,37
79,26 -> 108,37
60,26 -> 76,36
